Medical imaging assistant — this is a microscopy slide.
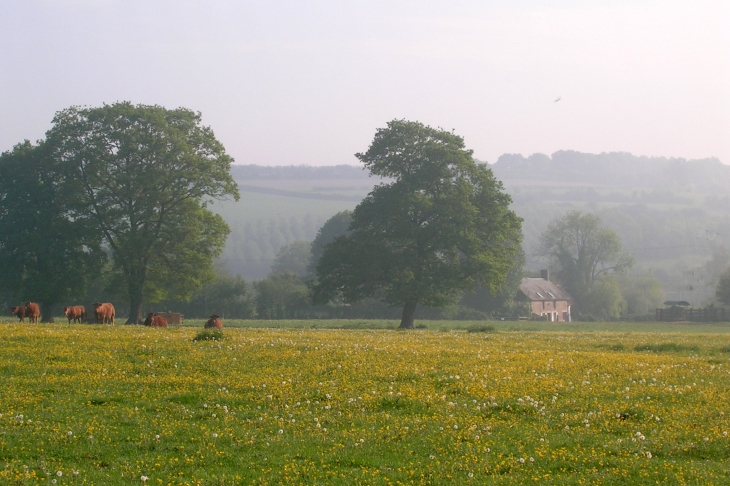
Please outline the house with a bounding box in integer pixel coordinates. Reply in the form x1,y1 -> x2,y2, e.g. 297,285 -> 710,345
518,270 -> 573,322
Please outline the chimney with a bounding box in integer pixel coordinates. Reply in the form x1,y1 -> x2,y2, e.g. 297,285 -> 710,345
541,269 -> 550,281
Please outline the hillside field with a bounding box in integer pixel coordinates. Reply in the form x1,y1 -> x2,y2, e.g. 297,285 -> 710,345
1,322 -> 730,484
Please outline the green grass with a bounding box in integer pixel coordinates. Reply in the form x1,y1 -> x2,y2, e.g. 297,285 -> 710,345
2,321 -> 730,484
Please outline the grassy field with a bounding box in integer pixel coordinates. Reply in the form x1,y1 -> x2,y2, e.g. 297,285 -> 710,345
1,322 -> 729,484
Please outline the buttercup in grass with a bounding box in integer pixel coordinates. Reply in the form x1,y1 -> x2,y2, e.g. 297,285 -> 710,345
0,323 -> 729,484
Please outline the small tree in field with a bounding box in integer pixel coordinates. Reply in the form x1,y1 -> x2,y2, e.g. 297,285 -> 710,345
311,120 -> 522,328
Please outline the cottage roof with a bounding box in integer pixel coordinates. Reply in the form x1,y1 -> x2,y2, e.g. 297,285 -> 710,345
519,277 -> 572,302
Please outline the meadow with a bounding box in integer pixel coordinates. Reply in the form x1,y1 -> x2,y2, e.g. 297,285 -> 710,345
1,321 -> 729,485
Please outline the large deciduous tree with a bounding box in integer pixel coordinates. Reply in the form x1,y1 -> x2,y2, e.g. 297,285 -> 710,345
0,141 -> 102,321
47,102 -> 239,323
310,120 -> 523,328
537,210 -> 633,317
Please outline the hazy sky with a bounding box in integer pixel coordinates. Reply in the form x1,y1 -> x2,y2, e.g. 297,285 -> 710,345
1,0 -> 728,166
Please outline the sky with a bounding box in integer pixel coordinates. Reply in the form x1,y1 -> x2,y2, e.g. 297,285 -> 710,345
1,0 -> 728,166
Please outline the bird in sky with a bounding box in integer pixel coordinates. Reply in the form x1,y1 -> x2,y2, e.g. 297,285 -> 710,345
554,97 -> 561,103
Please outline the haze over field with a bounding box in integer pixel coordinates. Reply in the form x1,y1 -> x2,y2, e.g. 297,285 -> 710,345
1,1 -> 728,166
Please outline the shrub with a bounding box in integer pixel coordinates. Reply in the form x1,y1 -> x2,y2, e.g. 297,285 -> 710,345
193,329 -> 224,342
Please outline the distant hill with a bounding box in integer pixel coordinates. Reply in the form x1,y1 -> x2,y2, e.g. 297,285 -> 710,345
490,151 -> 729,192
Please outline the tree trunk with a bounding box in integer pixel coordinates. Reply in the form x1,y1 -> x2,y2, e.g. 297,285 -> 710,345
127,294 -> 143,324
126,277 -> 144,324
399,301 -> 417,329
40,302 -> 55,323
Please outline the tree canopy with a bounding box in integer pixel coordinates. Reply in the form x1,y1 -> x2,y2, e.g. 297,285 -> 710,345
46,102 -> 239,323
537,210 -> 633,317
0,141 -> 103,321
311,120 -> 523,328
307,210 -> 353,276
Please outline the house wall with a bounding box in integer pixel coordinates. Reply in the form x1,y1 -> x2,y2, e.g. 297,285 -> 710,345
530,300 -> 571,322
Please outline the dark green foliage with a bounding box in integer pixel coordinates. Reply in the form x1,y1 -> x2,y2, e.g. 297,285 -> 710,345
311,120 -> 522,328
254,272 -> 310,319
193,329 -> 224,341
46,102 -> 240,323
307,210 -> 353,276
460,244 -> 526,317
0,141 -> 103,321
155,273 -> 253,319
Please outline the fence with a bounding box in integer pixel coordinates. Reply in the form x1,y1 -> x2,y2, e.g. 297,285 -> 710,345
656,307 -> 730,322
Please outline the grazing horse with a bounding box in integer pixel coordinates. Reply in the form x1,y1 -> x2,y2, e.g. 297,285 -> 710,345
93,302 -> 115,325
63,305 -> 86,324
24,302 -> 40,324
10,306 -> 26,322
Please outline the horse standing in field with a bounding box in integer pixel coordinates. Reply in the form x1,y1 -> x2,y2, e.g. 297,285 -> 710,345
24,302 -> 40,324
204,315 -> 223,329
64,305 -> 86,324
93,302 -> 115,325
10,306 -> 26,322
